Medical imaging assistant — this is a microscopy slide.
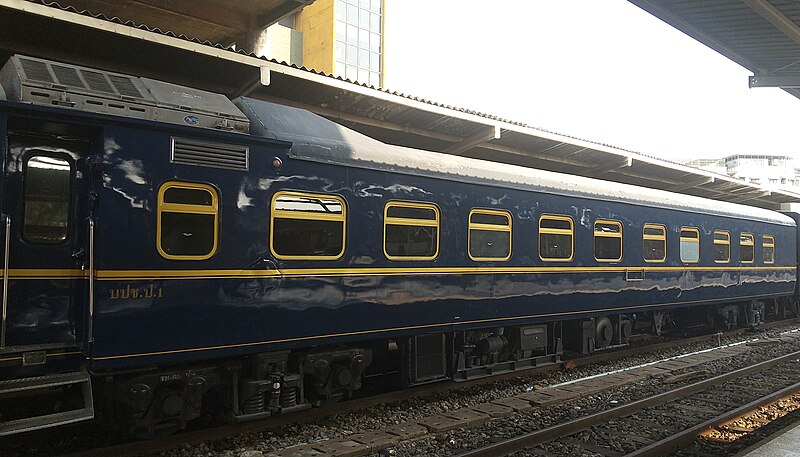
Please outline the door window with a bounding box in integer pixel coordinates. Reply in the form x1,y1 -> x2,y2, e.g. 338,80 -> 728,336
23,155 -> 72,244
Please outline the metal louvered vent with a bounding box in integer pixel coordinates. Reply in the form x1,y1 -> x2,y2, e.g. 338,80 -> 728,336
19,58 -> 54,83
51,64 -> 84,88
82,70 -> 115,94
171,138 -> 249,171
108,74 -> 143,98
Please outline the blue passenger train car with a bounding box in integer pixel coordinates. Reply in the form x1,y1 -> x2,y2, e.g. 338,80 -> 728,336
0,55 -> 796,437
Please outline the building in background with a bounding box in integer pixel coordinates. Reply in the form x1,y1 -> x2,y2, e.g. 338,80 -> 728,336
687,154 -> 800,188
260,0 -> 384,88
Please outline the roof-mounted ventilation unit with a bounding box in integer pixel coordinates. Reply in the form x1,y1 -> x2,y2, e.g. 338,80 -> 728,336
0,55 -> 250,134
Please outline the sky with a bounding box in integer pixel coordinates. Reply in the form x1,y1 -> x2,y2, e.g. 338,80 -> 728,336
382,0 -> 800,162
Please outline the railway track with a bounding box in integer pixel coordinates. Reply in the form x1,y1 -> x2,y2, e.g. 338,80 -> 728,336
6,320 -> 795,457
460,348 -> 800,457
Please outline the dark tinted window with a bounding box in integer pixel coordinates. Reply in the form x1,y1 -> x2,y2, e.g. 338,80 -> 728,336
740,233 -> 754,262
272,218 -> 344,257
713,230 -> 730,263
271,192 -> 346,259
23,155 -> 71,244
539,215 -> 573,261
763,235 -> 775,264
384,202 -> 439,259
386,205 -> 436,220
159,213 -> 216,256
385,224 -> 438,258
594,220 -> 622,261
470,212 -> 510,226
158,182 -> 218,260
643,224 -> 666,262
164,187 -> 213,205
469,209 -> 511,260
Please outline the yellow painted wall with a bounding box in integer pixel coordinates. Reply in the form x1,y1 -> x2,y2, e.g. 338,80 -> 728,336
296,0 -> 335,74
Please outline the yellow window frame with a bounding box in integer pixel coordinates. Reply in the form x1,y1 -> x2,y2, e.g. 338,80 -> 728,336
763,235 -> 775,264
713,230 -> 730,263
538,214 -> 574,262
642,223 -> 666,263
383,201 -> 440,261
270,190 -> 347,260
468,208 -> 512,261
157,181 -> 219,261
594,219 -> 622,262
679,227 -> 700,263
740,232 -> 755,263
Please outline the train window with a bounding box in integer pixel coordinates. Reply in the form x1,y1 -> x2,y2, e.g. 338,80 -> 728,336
384,201 -> 439,260
643,224 -> 666,262
270,191 -> 346,260
679,227 -> 700,263
539,215 -> 573,261
468,209 -> 512,261
713,230 -> 730,263
157,181 -> 219,260
763,235 -> 775,264
23,155 -> 72,244
594,219 -> 622,262
740,233 -> 755,263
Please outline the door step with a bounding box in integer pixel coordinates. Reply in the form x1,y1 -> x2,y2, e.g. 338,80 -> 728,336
0,370 -> 94,436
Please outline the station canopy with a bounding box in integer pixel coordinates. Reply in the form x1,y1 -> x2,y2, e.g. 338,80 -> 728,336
631,0 -> 800,100
1,0 -> 799,210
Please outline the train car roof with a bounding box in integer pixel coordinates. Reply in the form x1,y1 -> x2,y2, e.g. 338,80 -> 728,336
236,97 -> 794,226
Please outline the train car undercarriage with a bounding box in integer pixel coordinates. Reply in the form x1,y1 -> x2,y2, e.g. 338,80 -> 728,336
87,298 -> 797,438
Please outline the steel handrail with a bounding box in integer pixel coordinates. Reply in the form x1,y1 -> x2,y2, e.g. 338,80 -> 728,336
1,214 -> 10,349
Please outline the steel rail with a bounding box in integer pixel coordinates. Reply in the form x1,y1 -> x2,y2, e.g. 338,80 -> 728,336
625,379 -> 800,456
458,349 -> 800,457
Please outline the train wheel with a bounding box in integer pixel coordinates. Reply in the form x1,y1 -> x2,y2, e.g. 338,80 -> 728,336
595,317 -> 613,349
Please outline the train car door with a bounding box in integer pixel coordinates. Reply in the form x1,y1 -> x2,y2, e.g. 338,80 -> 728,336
1,127 -> 91,351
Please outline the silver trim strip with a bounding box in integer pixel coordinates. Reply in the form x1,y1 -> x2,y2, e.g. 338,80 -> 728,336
1,214 -> 10,349
87,219 -> 94,343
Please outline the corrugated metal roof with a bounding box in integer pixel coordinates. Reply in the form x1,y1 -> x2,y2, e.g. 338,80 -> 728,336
28,0 -> 314,50
1,0 -> 799,210
239,97 -> 794,225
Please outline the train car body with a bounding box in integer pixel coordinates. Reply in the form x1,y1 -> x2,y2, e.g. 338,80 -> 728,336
0,55 -> 796,437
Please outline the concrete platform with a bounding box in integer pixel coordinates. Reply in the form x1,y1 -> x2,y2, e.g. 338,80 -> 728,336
738,421 -> 800,457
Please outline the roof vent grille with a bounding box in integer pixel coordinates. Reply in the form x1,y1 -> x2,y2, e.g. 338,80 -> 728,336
51,64 -> 84,89
108,74 -> 144,98
82,70 -> 115,94
19,58 -> 54,84
171,137 -> 249,171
